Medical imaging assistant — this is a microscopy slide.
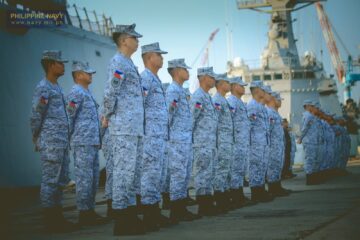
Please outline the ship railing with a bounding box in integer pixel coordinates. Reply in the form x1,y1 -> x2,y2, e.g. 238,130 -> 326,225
67,4 -> 114,37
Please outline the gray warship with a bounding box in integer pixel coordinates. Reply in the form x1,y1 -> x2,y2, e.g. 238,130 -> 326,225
227,0 -> 343,134
0,0 -> 115,187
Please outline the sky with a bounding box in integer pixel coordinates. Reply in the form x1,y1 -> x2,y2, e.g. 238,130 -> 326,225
68,0 -> 360,88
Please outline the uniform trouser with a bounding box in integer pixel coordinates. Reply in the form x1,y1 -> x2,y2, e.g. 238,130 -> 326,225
342,139 -> 350,169
141,136 -> 166,205
303,143 -> 320,174
319,143 -> 328,171
160,141 -> 170,194
267,141 -> 284,183
112,135 -> 143,210
249,144 -> 267,187
213,143 -> 233,192
230,143 -> 248,189
350,134 -> 358,157
185,144 -> 194,193
40,147 -> 70,208
73,145 -> 99,211
168,142 -> 193,201
193,146 -> 216,196
290,152 -> 295,171
102,138 -> 113,200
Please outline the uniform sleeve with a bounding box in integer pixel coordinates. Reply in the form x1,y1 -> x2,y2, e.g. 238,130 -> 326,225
98,105 -> 107,139
227,98 -> 236,118
140,72 -> 151,102
299,114 -> 313,141
66,89 -> 84,136
212,98 -> 222,120
103,63 -> 125,119
166,88 -> 180,126
190,96 -> 203,130
30,85 -> 49,140
247,103 -> 257,123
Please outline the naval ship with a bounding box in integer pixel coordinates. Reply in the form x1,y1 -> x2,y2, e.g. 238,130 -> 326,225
0,0 -> 115,187
227,0 -> 343,134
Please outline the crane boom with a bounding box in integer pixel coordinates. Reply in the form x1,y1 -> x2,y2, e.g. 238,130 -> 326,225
315,2 -> 344,83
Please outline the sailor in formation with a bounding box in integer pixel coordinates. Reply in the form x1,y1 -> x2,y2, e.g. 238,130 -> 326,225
30,28 -> 351,236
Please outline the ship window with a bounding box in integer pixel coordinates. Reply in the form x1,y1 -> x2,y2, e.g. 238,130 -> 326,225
274,73 -> 282,80
293,72 -> 303,79
252,75 -> 261,81
264,74 -> 272,81
305,72 -> 315,78
95,50 -> 101,57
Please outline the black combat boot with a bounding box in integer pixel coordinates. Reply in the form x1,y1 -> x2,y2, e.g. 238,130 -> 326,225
179,198 -> 201,221
224,190 -> 233,211
214,191 -> 227,214
198,195 -> 219,216
43,206 -> 79,233
106,199 -> 114,218
231,188 -> 254,208
155,202 -> 173,228
268,181 -> 289,197
78,209 -> 107,226
185,190 -> 197,206
250,186 -> 261,202
161,192 -> 171,210
113,208 -> 141,236
128,206 -> 145,235
228,189 -> 239,209
261,185 -> 274,202
306,173 -> 321,185
136,194 -> 143,214
142,204 -> 160,232
169,199 -> 181,224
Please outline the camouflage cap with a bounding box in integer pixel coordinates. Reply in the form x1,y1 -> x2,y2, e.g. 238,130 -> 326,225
72,61 -> 96,74
230,76 -> 247,86
215,73 -> 231,83
262,85 -> 273,94
303,99 -> 315,107
168,58 -> 191,70
197,67 -> 217,78
42,50 -> 68,63
141,42 -> 168,54
313,101 -> 321,109
249,80 -> 263,89
113,23 -> 142,38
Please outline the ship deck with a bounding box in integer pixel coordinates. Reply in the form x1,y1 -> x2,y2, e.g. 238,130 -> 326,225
3,159 -> 360,240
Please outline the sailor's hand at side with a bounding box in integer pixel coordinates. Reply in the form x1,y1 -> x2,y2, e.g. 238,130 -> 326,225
101,117 -> 109,128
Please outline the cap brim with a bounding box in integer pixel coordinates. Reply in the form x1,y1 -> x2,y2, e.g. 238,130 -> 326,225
84,69 -> 96,74
168,65 -> 191,70
129,31 -> 143,38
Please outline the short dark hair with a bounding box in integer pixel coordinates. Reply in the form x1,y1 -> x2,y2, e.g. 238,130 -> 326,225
168,68 -> 175,76
41,59 -> 56,73
346,98 -> 354,104
112,32 -> 123,46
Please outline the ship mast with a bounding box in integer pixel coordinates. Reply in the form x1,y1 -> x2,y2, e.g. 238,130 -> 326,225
236,0 -> 325,70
